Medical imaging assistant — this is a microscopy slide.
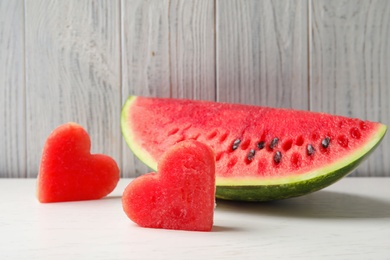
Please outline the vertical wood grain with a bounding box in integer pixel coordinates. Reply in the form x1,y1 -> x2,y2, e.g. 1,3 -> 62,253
121,0 -> 216,177
121,0 -> 171,99
0,0 -> 389,178
217,0 -> 309,109
25,0 -> 121,177
310,0 -> 390,176
169,0 -> 215,101
0,1 -> 26,177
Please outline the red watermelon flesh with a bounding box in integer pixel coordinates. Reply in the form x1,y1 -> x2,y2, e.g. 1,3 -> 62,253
37,123 -> 120,203
122,140 -> 216,231
121,96 -> 387,201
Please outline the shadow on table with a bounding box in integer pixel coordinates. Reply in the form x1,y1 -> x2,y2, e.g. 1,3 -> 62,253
216,190 -> 390,219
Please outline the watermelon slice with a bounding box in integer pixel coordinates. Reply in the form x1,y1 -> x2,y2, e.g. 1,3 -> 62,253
121,96 -> 387,201
122,140 -> 215,231
37,123 -> 120,203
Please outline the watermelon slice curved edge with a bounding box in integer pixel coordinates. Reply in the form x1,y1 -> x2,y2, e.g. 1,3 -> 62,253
121,96 -> 387,201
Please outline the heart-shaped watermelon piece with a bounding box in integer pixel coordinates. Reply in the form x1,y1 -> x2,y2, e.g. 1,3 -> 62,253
122,140 -> 216,231
37,122 -> 120,203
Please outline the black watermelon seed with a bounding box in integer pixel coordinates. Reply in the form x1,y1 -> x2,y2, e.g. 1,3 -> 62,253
274,151 -> 282,164
269,138 -> 279,149
247,149 -> 256,161
307,144 -> 315,156
321,137 -> 330,148
257,141 -> 265,150
232,139 -> 241,150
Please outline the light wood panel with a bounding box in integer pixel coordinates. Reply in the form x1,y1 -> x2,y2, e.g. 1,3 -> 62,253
310,0 -> 390,176
217,0 -> 309,110
0,1 -> 389,177
121,0 -> 215,176
0,1 -> 26,177
169,0 -> 215,101
25,0 -> 121,177
121,0 -> 171,99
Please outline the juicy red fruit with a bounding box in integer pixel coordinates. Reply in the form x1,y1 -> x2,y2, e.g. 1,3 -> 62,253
37,123 -> 120,203
124,96 -> 385,179
122,140 -> 216,231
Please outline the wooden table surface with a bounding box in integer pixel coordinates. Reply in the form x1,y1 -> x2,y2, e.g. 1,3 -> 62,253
1,178 -> 389,259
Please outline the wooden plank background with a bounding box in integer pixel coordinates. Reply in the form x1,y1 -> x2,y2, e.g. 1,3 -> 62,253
0,0 -> 389,178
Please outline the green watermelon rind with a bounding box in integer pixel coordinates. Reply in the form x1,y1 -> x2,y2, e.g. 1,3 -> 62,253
121,96 -> 158,170
121,96 -> 387,201
216,127 -> 386,201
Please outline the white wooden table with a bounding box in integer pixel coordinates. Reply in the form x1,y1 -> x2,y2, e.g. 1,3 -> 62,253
1,178 -> 389,259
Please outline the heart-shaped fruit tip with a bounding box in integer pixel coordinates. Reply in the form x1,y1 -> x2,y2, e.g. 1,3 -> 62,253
37,122 -> 120,203
122,140 -> 216,231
